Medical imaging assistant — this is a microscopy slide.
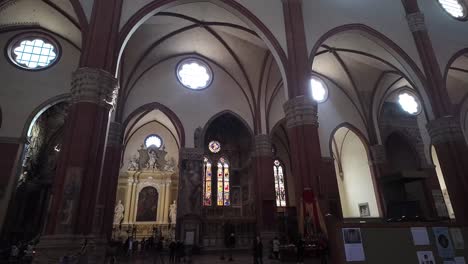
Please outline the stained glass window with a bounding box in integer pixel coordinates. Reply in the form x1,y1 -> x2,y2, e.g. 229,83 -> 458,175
438,0 -> 466,18
203,157 -> 212,206
209,141 -> 221,153
9,36 -> 58,70
145,134 -> 162,148
274,160 -> 287,207
398,92 -> 420,115
217,157 -> 230,206
176,58 -> 213,90
310,76 -> 328,103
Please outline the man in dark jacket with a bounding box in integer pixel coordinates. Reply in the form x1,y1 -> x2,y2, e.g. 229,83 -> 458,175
253,236 -> 263,264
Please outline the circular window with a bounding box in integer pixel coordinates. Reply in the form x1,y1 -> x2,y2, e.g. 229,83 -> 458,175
208,141 -> 221,153
310,76 -> 329,103
7,33 -> 60,70
145,135 -> 163,148
176,58 -> 213,90
398,92 -> 421,115
437,0 -> 467,19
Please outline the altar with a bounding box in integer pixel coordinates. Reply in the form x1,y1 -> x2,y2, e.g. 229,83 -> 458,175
112,144 -> 179,241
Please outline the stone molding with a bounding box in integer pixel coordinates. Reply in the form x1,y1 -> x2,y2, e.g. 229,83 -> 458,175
179,148 -> 204,161
283,96 -> 318,128
71,67 -> 118,109
427,116 -> 465,144
369,145 -> 387,164
107,122 -> 123,147
253,134 -> 273,157
407,12 -> 426,32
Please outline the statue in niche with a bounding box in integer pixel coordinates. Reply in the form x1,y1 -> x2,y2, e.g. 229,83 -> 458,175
164,157 -> 176,172
113,200 -> 125,224
138,144 -> 149,170
148,150 -> 157,171
169,200 -> 177,224
128,155 -> 139,171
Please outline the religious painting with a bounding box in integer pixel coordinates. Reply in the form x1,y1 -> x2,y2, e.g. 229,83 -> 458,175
359,203 -> 370,217
136,187 -> 158,222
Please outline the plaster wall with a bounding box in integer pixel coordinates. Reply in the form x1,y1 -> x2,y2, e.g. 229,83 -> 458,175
123,57 -> 253,148
0,31 -> 79,138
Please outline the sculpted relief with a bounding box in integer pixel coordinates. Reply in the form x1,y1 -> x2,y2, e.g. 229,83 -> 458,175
128,144 -> 176,172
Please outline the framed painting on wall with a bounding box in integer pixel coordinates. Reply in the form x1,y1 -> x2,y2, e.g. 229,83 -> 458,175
359,203 -> 370,217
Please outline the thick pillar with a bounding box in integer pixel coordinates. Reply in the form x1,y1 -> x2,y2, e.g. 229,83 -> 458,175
368,144 -> 388,217
34,68 -> 118,263
283,97 -> 322,234
401,0 -> 468,224
253,135 -> 276,232
176,148 -> 203,243
401,0 -> 450,117
0,138 -> 23,231
282,0 -> 328,236
427,117 -> 468,224
99,122 -> 123,239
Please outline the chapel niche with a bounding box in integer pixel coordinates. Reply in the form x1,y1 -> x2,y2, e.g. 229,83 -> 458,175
200,112 -> 255,248
4,102 -> 69,242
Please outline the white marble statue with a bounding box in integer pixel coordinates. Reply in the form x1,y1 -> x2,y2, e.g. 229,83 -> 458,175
113,200 -> 124,224
148,150 -> 157,171
169,200 -> 177,224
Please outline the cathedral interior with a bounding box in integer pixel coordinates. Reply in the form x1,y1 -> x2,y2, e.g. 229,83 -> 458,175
0,0 -> 467,263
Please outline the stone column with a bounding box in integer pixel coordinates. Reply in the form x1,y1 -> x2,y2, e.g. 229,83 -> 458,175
401,0 -> 451,117
176,148 -> 203,242
129,179 -> 139,223
123,178 -> 133,224
283,96 -> 322,234
368,144 -> 388,217
156,184 -> 164,224
0,137 -> 24,231
34,68 -> 118,263
98,122 -> 123,239
427,117 -> 468,224
252,135 -> 276,231
163,182 -> 171,224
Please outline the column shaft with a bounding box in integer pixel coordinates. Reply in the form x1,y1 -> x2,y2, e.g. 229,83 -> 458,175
163,183 -> 171,224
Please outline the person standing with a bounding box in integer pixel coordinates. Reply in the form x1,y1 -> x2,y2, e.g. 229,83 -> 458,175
127,237 -> 133,257
169,240 -> 176,263
272,237 -> 280,260
253,236 -> 263,264
295,237 -> 305,264
227,233 -> 236,261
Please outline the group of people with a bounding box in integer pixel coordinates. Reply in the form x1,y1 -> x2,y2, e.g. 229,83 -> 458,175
115,236 -> 186,263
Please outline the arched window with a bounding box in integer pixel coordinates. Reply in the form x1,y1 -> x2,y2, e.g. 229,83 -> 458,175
203,157 -> 212,206
217,157 -> 230,206
273,160 -> 287,207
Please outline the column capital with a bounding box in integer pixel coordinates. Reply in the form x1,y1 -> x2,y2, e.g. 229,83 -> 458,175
71,67 -> 119,109
406,12 -> 426,32
253,134 -> 273,157
369,144 -> 387,164
283,96 -> 318,128
426,116 -> 465,144
107,122 -> 123,147
179,147 -> 204,161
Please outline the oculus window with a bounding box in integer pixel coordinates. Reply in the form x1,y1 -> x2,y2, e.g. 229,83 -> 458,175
208,141 -> 221,153
145,134 -> 163,148
438,0 -> 467,19
398,92 -> 421,115
7,34 -> 59,70
310,76 -> 329,103
176,58 -> 213,90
